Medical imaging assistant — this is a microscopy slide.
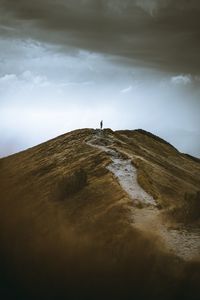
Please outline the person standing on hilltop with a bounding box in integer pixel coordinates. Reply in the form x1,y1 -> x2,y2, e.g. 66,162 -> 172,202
100,120 -> 103,130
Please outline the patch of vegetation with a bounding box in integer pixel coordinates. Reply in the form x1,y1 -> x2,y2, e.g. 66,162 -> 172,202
31,161 -> 57,177
136,166 -> 159,201
55,168 -> 88,200
135,201 -> 145,209
169,191 -> 200,223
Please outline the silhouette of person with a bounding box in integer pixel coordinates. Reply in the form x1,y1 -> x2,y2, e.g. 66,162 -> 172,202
100,120 -> 103,130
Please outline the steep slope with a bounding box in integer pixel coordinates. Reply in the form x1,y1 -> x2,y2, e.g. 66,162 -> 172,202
0,128 -> 199,300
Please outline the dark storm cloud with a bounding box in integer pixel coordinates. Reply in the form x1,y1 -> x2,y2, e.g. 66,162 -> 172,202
1,0 -> 200,73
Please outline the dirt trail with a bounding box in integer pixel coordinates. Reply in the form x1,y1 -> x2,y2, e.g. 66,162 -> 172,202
87,134 -> 156,206
133,207 -> 200,260
86,131 -> 200,261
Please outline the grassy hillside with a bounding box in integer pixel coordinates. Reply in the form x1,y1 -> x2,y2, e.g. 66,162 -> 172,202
116,129 -> 200,221
0,128 -> 199,299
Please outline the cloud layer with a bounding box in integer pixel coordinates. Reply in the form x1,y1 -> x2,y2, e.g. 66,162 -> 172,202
1,0 -> 200,73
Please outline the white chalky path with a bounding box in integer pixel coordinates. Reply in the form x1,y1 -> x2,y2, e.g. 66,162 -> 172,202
86,132 -> 200,261
133,207 -> 200,260
87,134 -> 156,206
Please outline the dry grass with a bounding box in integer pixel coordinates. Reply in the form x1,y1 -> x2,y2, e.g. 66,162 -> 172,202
0,128 -> 200,299
167,191 -> 200,224
55,168 -> 88,200
136,161 -> 160,201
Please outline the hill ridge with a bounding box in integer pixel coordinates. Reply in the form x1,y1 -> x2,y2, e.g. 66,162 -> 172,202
2,127 -> 199,161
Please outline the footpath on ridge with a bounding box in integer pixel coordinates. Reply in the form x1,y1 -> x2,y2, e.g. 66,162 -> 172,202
86,129 -> 200,261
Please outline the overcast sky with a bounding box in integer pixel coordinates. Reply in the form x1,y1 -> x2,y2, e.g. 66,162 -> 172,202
0,0 -> 200,158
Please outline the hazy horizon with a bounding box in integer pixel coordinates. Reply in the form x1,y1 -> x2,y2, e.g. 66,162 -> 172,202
0,0 -> 200,158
